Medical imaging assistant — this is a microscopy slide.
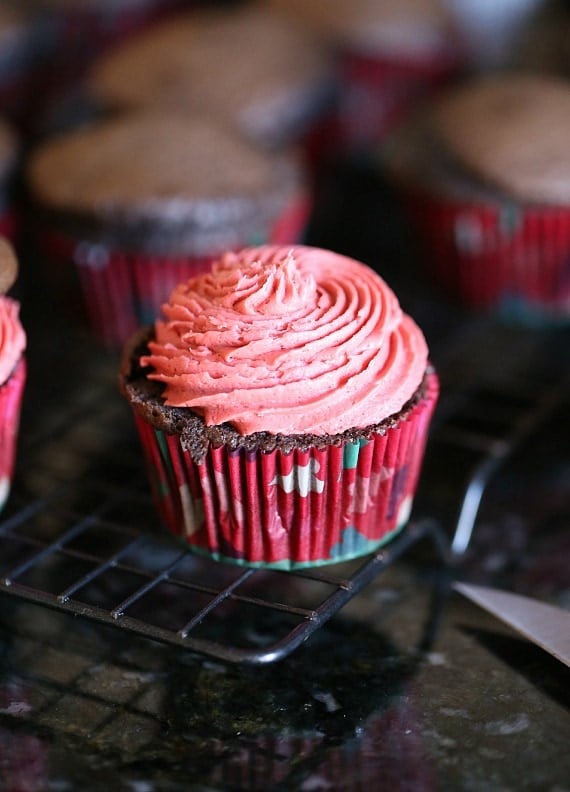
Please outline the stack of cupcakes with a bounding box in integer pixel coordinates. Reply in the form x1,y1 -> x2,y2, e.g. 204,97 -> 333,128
386,73 -> 570,322
0,237 -> 26,513
119,244 -> 438,569
26,113 -> 312,347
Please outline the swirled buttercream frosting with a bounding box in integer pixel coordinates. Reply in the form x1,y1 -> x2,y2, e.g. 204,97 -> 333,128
0,296 -> 26,386
142,245 -> 428,435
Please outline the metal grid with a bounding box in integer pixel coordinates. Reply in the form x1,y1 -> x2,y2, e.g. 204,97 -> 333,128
1,354 -> 566,665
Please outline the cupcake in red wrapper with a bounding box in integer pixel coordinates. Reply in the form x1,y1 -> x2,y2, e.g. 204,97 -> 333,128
386,73 -> 570,322
119,245 -> 438,569
268,0 -> 465,157
0,238 -> 26,512
26,113 -> 312,347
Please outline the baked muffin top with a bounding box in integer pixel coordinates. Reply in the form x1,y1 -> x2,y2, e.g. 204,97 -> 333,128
27,113 -> 306,254
88,3 -> 334,147
428,73 -> 570,204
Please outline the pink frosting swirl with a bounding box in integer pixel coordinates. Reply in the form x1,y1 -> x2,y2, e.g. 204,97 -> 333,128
143,245 -> 429,435
0,296 -> 25,386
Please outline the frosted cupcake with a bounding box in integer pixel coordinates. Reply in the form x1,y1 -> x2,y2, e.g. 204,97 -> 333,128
119,245 -> 438,569
387,73 -> 570,322
0,238 -> 26,512
26,113 -> 311,347
86,3 -> 335,151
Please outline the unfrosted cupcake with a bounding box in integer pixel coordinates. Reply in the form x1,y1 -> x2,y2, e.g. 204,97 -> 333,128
268,0 -> 464,156
26,113 -> 311,347
0,238 -> 26,512
119,244 -> 438,569
387,73 -> 570,322
87,3 -> 336,151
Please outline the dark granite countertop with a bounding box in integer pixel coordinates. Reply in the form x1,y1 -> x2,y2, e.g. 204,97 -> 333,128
0,160 -> 569,791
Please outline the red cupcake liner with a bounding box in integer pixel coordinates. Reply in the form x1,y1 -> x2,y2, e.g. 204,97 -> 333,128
0,357 -> 26,512
332,48 -> 461,153
404,188 -> 570,320
39,191 -> 313,347
131,370 -> 438,569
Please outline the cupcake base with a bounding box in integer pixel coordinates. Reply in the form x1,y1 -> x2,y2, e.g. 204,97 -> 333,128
404,189 -> 570,322
126,369 -> 438,570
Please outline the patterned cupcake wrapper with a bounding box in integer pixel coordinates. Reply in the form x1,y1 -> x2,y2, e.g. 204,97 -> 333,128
0,357 -> 26,512
404,190 -> 570,321
39,191 -> 312,347
131,371 -> 439,569
333,49 -> 461,152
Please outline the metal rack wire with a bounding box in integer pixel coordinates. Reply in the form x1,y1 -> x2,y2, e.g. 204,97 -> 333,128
1,350 -> 566,665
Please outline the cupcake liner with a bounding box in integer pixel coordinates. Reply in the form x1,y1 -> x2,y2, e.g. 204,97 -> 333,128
0,357 -> 26,512
130,370 -> 438,569
404,188 -> 570,320
38,191 -> 313,347
333,49 -> 461,153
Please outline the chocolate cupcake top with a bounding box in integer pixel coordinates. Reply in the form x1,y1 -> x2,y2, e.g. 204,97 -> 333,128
88,4 -> 334,148
267,0 -> 457,56
428,74 -> 570,205
27,113 -> 307,255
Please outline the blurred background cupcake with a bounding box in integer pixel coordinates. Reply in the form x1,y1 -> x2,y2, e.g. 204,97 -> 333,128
266,0 -> 466,159
0,4 -> 36,135
0,237 -> 26,513
385,72 -> 570,323
28,0 -> 187,120
85,2 -> 336,155
25,112 -> 312,347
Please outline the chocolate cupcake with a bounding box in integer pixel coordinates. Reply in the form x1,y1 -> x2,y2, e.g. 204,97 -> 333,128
26,113 -> 312,346
386,73 -> 570,322
119,244 -> 438,569
0,237 -> 26,512
86,3 -> 336,151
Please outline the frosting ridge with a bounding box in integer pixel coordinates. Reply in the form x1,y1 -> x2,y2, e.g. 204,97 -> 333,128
0,296 -> 26,385
143,245 -> 428,435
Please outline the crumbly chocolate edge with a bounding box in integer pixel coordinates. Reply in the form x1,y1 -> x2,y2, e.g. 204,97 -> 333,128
118,326 -> 431,465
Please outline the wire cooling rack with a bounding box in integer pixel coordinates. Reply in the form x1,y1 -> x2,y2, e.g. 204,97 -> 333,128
1,342 -> 566,665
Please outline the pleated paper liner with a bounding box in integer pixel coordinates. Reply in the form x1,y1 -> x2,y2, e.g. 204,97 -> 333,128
403,190 -> 570,322
38,191 -> 313,347
131,370 -> 438,570
0,357 -> 26,512
332,48 -> 461,154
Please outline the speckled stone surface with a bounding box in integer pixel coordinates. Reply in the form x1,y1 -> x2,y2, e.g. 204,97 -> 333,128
0,158 -> 568,792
